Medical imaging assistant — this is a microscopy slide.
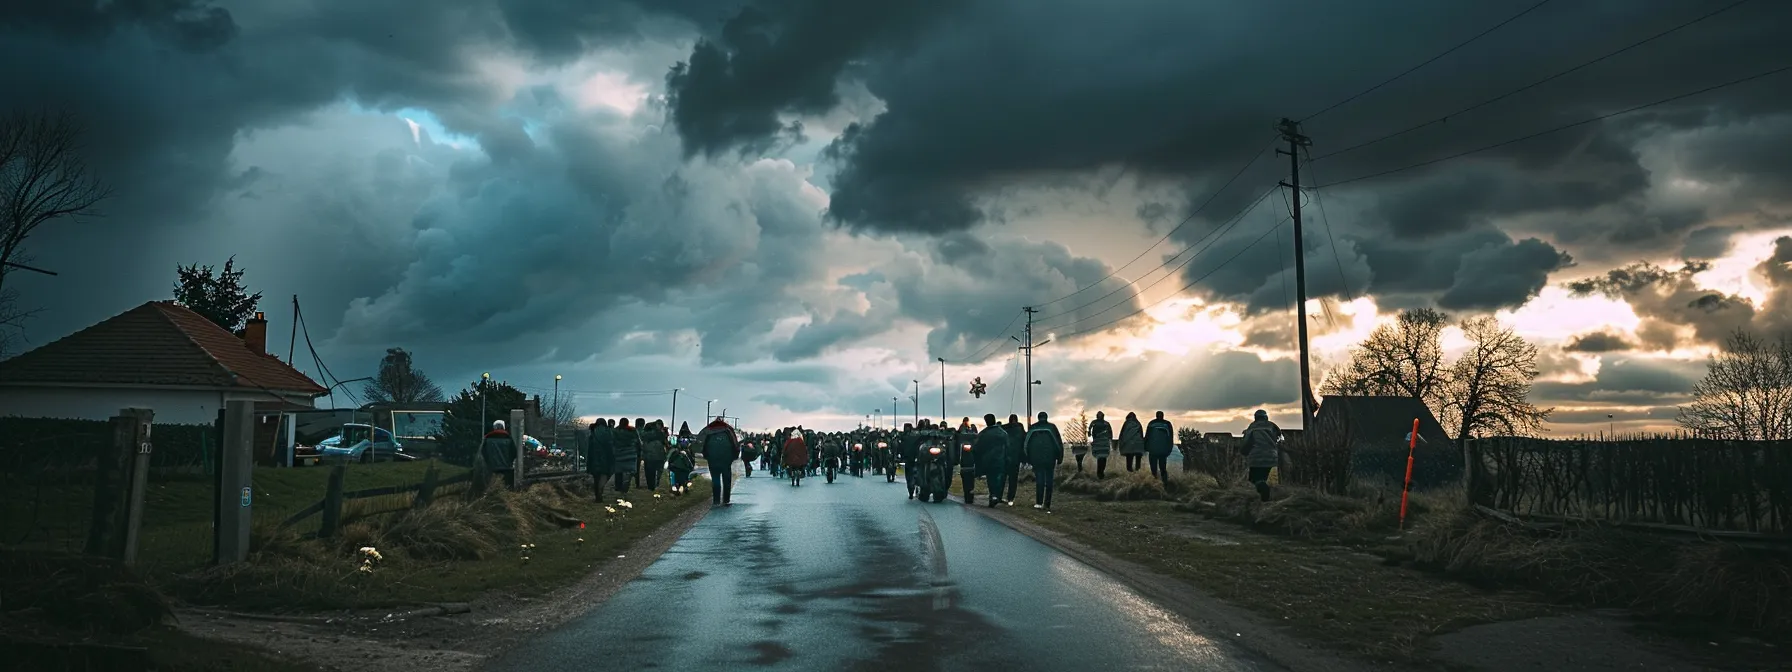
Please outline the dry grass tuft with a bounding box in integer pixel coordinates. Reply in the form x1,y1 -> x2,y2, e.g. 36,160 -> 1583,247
381,499 -> 502,561
1410,512 -> 1792,635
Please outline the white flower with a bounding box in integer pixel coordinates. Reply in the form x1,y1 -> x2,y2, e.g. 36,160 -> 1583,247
619,501 -> 634,509
605,506 -> 617,514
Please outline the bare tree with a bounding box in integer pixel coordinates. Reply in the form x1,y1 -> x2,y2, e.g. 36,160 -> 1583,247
0,112 -> 109,356
361,347 -> 446,404
1321,307 -> 1450,408
1677,329 -> 1792,441
1439,316 -> 1552,446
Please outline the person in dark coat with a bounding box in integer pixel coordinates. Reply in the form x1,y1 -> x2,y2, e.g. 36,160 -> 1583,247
611,418 -> 641,495
480,420 -> 518,489
632,418 -> 650,488
1146,411 -> 1176,488
1241,409 -> 1283,502
667,442 -> 696,496
1002,414 -> 1025,505
1118,412 -> 1146,472
973,414 -> 1009,507
1088,411 -> 1114,479
585,419 -> 615,502
899,422 -> 920,498
740,439 -> 761,478
697,417 -> 741,505
1025,412 -> 1063,511
640,420 -> 670,492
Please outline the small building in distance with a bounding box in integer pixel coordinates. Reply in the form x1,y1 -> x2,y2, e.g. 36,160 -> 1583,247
1311,394 -> 1457,489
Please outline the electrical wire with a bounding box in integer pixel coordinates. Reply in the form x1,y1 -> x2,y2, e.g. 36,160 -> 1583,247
1313,64 -> 1792,189
1300,148 -> 1357,305
1035,184 -> 1280,332
1031,138 -> 1277,308
1310,0 -> 1757,163
1300,0 -> 1558,123
294,300 -> 358,408
960,309 -> 1024,363
1007,353 -> 1019,417
1063,215 -> 1294,339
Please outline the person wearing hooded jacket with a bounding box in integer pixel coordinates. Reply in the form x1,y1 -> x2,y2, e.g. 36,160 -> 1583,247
1241,409 -> 1283,501
640,420 -> 670,492
480,420 -> 518,489
782,429 -> 810,484
1118,412 -> 1146,472
697,417 -> 741,505
1001,414 -> 1025,504
1146,411 -> 1176,488
585,419 -> 615,502
611,418 -> 641,494
973,414 -> 1008,507
740,438 -> 761,478
899,422 -> 921,499
1025,412 -> 1064,511
1088,411 -> 1114,479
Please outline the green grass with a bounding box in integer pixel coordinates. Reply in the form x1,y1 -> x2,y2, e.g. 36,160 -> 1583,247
3,461 -> 463,573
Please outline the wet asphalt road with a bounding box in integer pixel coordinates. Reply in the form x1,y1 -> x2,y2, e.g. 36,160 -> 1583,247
485,464 -> 1279,672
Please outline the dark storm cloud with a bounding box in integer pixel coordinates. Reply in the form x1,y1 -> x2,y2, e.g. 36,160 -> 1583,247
1565,260 -> 1754,349
664,0 -> 967,158
1436,237 -> 1573,311
881,238 -> 1142,360
1563,330 -> 1637,353
665,0 -> 1792,261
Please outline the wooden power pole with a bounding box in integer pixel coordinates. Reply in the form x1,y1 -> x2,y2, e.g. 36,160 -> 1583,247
1277,118 -> 1316,431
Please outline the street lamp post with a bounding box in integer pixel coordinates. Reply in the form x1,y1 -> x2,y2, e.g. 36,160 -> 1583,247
912,380 -> 919,425
479,372 -> 491,434
706,399 -> 717,420
892,397 -> 898,429
937,358 -> 947,423
671,388 -> 683,433
552,374 -> 561,446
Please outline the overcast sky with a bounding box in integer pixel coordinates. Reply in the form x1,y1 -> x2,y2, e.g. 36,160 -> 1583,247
5,0 -> 1791,434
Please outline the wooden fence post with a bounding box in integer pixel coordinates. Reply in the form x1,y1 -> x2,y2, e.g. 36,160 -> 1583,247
414,461 -> 440,510
84,412 -> 135,558
319,464 -> 346,539
120,408 -> 154,566
510,409 -> 526,490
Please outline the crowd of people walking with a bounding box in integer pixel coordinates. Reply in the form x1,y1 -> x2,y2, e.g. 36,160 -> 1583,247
493,408 -> 1286,513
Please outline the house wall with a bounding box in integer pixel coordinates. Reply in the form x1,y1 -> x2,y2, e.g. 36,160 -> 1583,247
0,386 -> 314,424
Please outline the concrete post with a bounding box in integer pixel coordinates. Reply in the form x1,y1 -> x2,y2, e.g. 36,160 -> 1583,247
120,408 -> 154,566
509,408 -> 526,489
283,412 -> 297,467
217,400 -> 255,564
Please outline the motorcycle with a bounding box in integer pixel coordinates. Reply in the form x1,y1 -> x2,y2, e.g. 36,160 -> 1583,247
915,441 -> 951,503
959,441 -> 978,503
878,442 -> 895,482
825,454 -> 839,483
850,443 -> 865,478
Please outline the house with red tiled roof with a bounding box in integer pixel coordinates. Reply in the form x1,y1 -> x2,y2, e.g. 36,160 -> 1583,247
0,301 -> 327,424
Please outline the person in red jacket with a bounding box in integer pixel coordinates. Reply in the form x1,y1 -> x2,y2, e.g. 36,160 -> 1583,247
781,429 -> 810,485
695,417 -> 741,506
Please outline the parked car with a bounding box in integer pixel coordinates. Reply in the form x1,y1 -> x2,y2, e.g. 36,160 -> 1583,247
318,423 -> 412,463
292,442 -> 323,467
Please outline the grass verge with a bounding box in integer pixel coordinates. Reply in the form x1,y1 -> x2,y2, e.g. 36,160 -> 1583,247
172,475 -> 711,611
995,469 -> 1553,666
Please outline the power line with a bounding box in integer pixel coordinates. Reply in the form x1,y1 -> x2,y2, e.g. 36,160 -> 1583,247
1314,64 -> 1792,189
1032,138 -> 1277,308
1035,184 -> 1280,331
1300,148 -> 1357,304
1311,0 -> 1757,163
1300,0 -> 1558,123
960,309 -> 1024,363
1064,215 -> 1294,339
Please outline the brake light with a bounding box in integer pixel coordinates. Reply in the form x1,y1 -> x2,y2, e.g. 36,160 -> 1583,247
877,442 -> 887,448
853,443 -> 862,450
961,443 -> 972,452
928,447 -> 941,455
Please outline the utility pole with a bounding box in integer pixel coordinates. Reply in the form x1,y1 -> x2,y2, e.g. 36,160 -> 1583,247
937,358 -> 947,423
671,388 -> 680,432
1277,118 -> 1316,431
912,380 -> 920,425
1014,307 -> 1050,422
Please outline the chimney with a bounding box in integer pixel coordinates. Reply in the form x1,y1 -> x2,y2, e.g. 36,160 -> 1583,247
244,312 -> 268,354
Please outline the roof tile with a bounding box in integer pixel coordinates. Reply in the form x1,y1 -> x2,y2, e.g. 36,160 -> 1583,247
0,301 -> 326,395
